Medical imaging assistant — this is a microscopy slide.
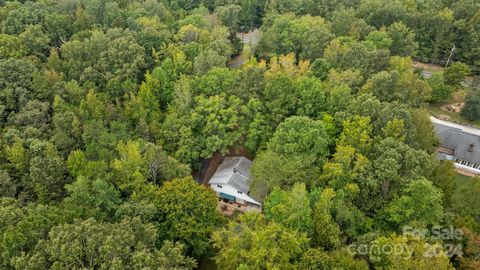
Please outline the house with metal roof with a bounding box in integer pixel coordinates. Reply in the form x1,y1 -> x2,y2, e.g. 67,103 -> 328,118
208,156 -> 262,209
431,116 -> 480,174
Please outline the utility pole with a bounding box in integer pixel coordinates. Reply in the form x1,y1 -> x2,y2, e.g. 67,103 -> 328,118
445,45 -> 456,68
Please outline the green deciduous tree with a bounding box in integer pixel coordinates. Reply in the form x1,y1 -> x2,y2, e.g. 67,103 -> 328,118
12,100 -> 51,136
387,22 -> 418,56
250,150 -> 311,202
258,14 -> 333,60
0,198 -> 66,269
457,227 -> 480,269
310,58 -> 331,80
410,108 -> 438,152
59,29 -> 145,94
262,72 -> 297,124
249,116 -> 330,200
361,57 -> 431,107
429,161 -> 456,208
67,149 -> 108,181
12,218 -> 196,270
7,139 -> 70,203
428,73 -> 454,102
193,67 -> 235,97
124,82 -> 162,140
327,84 -> 352,113
135,16 -> 172,54
323,38 -> 390,78
215,4 -> 241,31
382,118 -> 406,142
267,116 -> 330,164
386,178 -> 444,228
0,34 -> 26,59
154,177 -> 220,258
18,24 -> 51,60
365,30 -> 392,50
193,49 -> 227,75
0,58 -> 37,114
299,248 -> 368,270
337,116 -> 373,155
461,90 -> 480,121
181,94 -> 245,161
264,183 -> 313,234
0,170 -> 16,197
320,145 -> 368,193
368,234 -> 454,270
142,144 -> 191,185
444,62 -> 471,89
295,76 -> 327,118
312,188 -> 342,249
63,176 -> 121,221
212,212 -> 308,270
360,138 -> 434,212
110,140 -> 148,195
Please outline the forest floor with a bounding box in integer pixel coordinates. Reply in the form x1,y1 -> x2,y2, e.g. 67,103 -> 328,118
197,258 -> 217,270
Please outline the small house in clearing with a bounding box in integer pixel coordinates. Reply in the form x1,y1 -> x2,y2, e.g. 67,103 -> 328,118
208,156 -> 262,209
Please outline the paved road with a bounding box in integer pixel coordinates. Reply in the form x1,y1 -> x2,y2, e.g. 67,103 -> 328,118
235,29 -> 260,46
228,56 -> 246,68
229,29 -> 261,69
430,116 -> 480,136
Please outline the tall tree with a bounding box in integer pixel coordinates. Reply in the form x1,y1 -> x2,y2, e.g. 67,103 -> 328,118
300,248 -> 368,270
264,183 -> 313,234
461,90 -> 480,121
63,176 -> 121,221
385,178 -> 444,228
12,218 -> 196,270
428,73 -> 454,102
312,188 -> 342,249
250,116 -> 330,200
444,62 -> 471,89
369,234 -> 454,269
212,212 -> 308,270
257,14 -> 333,60
387,22 -> 418,56
154,177 -> 220,258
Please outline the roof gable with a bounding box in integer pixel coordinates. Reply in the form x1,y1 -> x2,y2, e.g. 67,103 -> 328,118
208,157 -> 253,193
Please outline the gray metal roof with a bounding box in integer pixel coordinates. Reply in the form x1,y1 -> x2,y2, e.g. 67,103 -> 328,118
208,157 -> 253,193
433,122 -> 480,164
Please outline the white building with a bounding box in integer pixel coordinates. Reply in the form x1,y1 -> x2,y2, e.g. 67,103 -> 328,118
208,156 -> 262,209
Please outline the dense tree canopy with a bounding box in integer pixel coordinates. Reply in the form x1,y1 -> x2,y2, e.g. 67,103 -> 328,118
212,212 -> 308,270
0,0 -> 478,269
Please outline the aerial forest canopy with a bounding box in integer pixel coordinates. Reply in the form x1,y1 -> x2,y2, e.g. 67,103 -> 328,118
0,0 -> 479,269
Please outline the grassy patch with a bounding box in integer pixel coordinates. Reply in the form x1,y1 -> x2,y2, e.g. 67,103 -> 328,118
452,173 -> 474,209
424,66 -> 444,74
413,60 -> 444,74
